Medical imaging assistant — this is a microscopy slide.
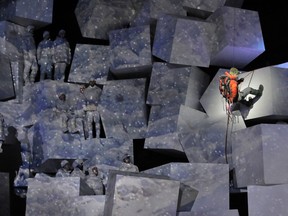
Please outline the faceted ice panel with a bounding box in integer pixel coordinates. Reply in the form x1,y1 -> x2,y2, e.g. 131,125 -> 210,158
14,0 -> 53,26
148,0 -> 186,19
185,66 -> 210,110
66,196 -> 105,216
179,116 -> 228,164
248,184 -> 288,216
109,25 -> 152,75
179,109 -> 246,164
177,106 -> 208,134
0,56 -> 15,101
232,124 -> 288,187
273,62 -> 288,69
0,21 -> 26,61
147,63 -> 209,110
178,210 -> 239,216
0,21 -> 28,102
68,44 -> 110,84
25,175 -> 81,216
144,133 -> 184,151
130,1 -> 153,27
147,63 -> 192,105
152,14 -> 216,67
183,0 -> 225,19
0,0 -> 53,27
98,78 -> 148,139
104,170 -> 180,216
178,182 -> 199,211
146,64 -> 210,138
146,104 -> 181,137
207,6 -> 265,68
131,0 -> 186,27
75,0 -> 136,40
144,163 -> 230,212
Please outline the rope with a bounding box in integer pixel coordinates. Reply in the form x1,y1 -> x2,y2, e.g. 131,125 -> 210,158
224,113 -> 230,164
223,70 -> 254,164
240,70 -> 254,86
247,70 -> 254,88
224,104 -> 234,164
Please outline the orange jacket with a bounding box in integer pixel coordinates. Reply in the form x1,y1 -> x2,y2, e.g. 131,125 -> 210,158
224,71 -> 238,103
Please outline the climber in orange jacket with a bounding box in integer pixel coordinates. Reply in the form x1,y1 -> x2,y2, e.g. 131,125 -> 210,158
219,67 -> 263,105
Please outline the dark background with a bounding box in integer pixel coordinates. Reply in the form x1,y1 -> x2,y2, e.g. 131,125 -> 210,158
2,0 -> 288,215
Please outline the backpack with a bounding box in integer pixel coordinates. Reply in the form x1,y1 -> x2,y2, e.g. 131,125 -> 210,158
219,75 -> 231,101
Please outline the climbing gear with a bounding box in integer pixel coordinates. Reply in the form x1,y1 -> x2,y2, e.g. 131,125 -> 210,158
219,75 -> 231,102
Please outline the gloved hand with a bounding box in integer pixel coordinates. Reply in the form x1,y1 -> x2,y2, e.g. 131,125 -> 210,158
238,78 -> 244,83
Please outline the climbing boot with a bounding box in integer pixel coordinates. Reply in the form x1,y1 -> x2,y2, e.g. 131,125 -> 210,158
250,84 -> 263,97
257,84 -> 264,96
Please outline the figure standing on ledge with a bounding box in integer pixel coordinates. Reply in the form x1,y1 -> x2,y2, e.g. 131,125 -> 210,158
54,93 -> 78,133
53,29 -> 71,81
0,113 -> 6,153
80,80 -> 102,139
37,31 -> 54,81
22,25 -> 38,85
119,154 -> 139,172
85,166 -> 105,195
219,67 -> 263,112
70,159 -> 86,179
56,160 -> 72,177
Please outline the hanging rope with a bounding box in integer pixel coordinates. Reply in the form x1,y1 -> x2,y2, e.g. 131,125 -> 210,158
224,101 -> 234,164
247,70 -> 254,88
224,112 -> 230,164
223,69 -> 254,164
